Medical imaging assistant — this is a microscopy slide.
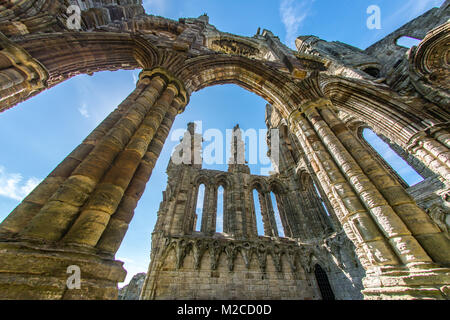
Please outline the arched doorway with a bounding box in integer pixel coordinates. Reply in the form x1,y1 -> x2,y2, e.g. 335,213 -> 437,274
314,264 -> 335,300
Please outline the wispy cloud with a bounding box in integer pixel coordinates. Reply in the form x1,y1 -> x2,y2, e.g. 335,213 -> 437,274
0,166 -> 41,201
78,103 -> 90,118
279,0 -> 314,49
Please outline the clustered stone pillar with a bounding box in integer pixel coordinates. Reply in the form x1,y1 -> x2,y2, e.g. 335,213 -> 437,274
407,127 -> 450,185
96,75 -> 188,254
0,66 -> 188,299
288,97 -> 450,299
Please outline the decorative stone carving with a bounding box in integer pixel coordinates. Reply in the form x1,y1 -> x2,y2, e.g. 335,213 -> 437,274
211,38 -> 260,58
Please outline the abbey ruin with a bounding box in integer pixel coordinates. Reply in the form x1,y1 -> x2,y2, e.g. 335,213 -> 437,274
0,0 -> 449,300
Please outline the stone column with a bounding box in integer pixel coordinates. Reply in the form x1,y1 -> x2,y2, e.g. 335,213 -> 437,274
317,101 -> 450,265
274,193 -> 293,237
96,90 -> 186,254
202,184 -> 217,235
407,130 -> 450,184
0,86 -> 144,238
246,188 -> 259,238
257,190 -> 273,237
289,97 -> 450,299
262,192 -> 279,237
0,67 -> 189,299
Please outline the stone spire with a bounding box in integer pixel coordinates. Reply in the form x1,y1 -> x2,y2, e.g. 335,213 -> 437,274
169,122 -> 202,169
228,124 -> 250,173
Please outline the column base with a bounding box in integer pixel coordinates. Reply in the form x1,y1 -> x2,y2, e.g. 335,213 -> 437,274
0,241 -> 126,300
362,265 -> 450,300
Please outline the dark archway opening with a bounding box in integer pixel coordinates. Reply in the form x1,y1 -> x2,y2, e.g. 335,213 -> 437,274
362,67 -> 380,78
314,264 -> 335,300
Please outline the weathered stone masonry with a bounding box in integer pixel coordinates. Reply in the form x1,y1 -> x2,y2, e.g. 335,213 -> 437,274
141,123 -> 363,300
0,0 -> 449,299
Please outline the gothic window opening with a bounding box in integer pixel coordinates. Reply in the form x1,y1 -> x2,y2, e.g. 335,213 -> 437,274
252,189 -> 265,236
314,264 -> 335,300
270,191 -> 285,237
396,35 -> 422,48
195,184 -> 206,232
362,67 -> 380,78
313,182 -> 330,217
216,185 -> 224,232
362,128 -> 424,186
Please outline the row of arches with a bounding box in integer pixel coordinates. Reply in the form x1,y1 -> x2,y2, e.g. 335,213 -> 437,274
190,177 -> 320,239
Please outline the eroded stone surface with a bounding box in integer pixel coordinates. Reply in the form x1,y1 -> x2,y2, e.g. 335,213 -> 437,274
0,0 -> 449,300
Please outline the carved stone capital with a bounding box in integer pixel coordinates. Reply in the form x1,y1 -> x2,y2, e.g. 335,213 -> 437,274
287,98 -> 333,130
139,67 -> 189,108
0,32 -> 49,99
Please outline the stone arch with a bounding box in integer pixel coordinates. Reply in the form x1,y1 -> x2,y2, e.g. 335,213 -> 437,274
314,263 -> 335,300
318,74 -> 436,145
193,173 -> 212,188
176,54 -> 312,117
409,22 -> 450,108
268,178 -> 287,195
213,173 -> 231,189
249,177 -> 269,194
0,4 -> 449,300
0,32 -> 162,111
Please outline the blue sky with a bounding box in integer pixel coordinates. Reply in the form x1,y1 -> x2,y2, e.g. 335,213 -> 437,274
0,0 -> 442,285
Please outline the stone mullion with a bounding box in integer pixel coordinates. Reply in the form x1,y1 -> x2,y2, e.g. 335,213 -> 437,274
235,181 -> 246,238
319,105 -> 450,265
200,184 -> 211,233
257,191 -> 272,237
192,186 -> 201,231
264,192 -> 279,237
247,188 -> 258,238
61,81 -> 179,246
223,186 -> 229,233
290,111 -> 401,269
274,193 -> 292,238
209,186 -> 218,234
96,96 -> 184,253
313,170 -> 343,232
305,104 -> 434,266
288,190 -> 309,240
202,185 -> 217,235
241,185 -> 254,238
222,187 -> 230,234
18,76 -> 167,242
305,184 -> 331,235
300,185 -> 322,236
306,169 -> 342,232
0,85 -> 146,238
281,193 -> 299,237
